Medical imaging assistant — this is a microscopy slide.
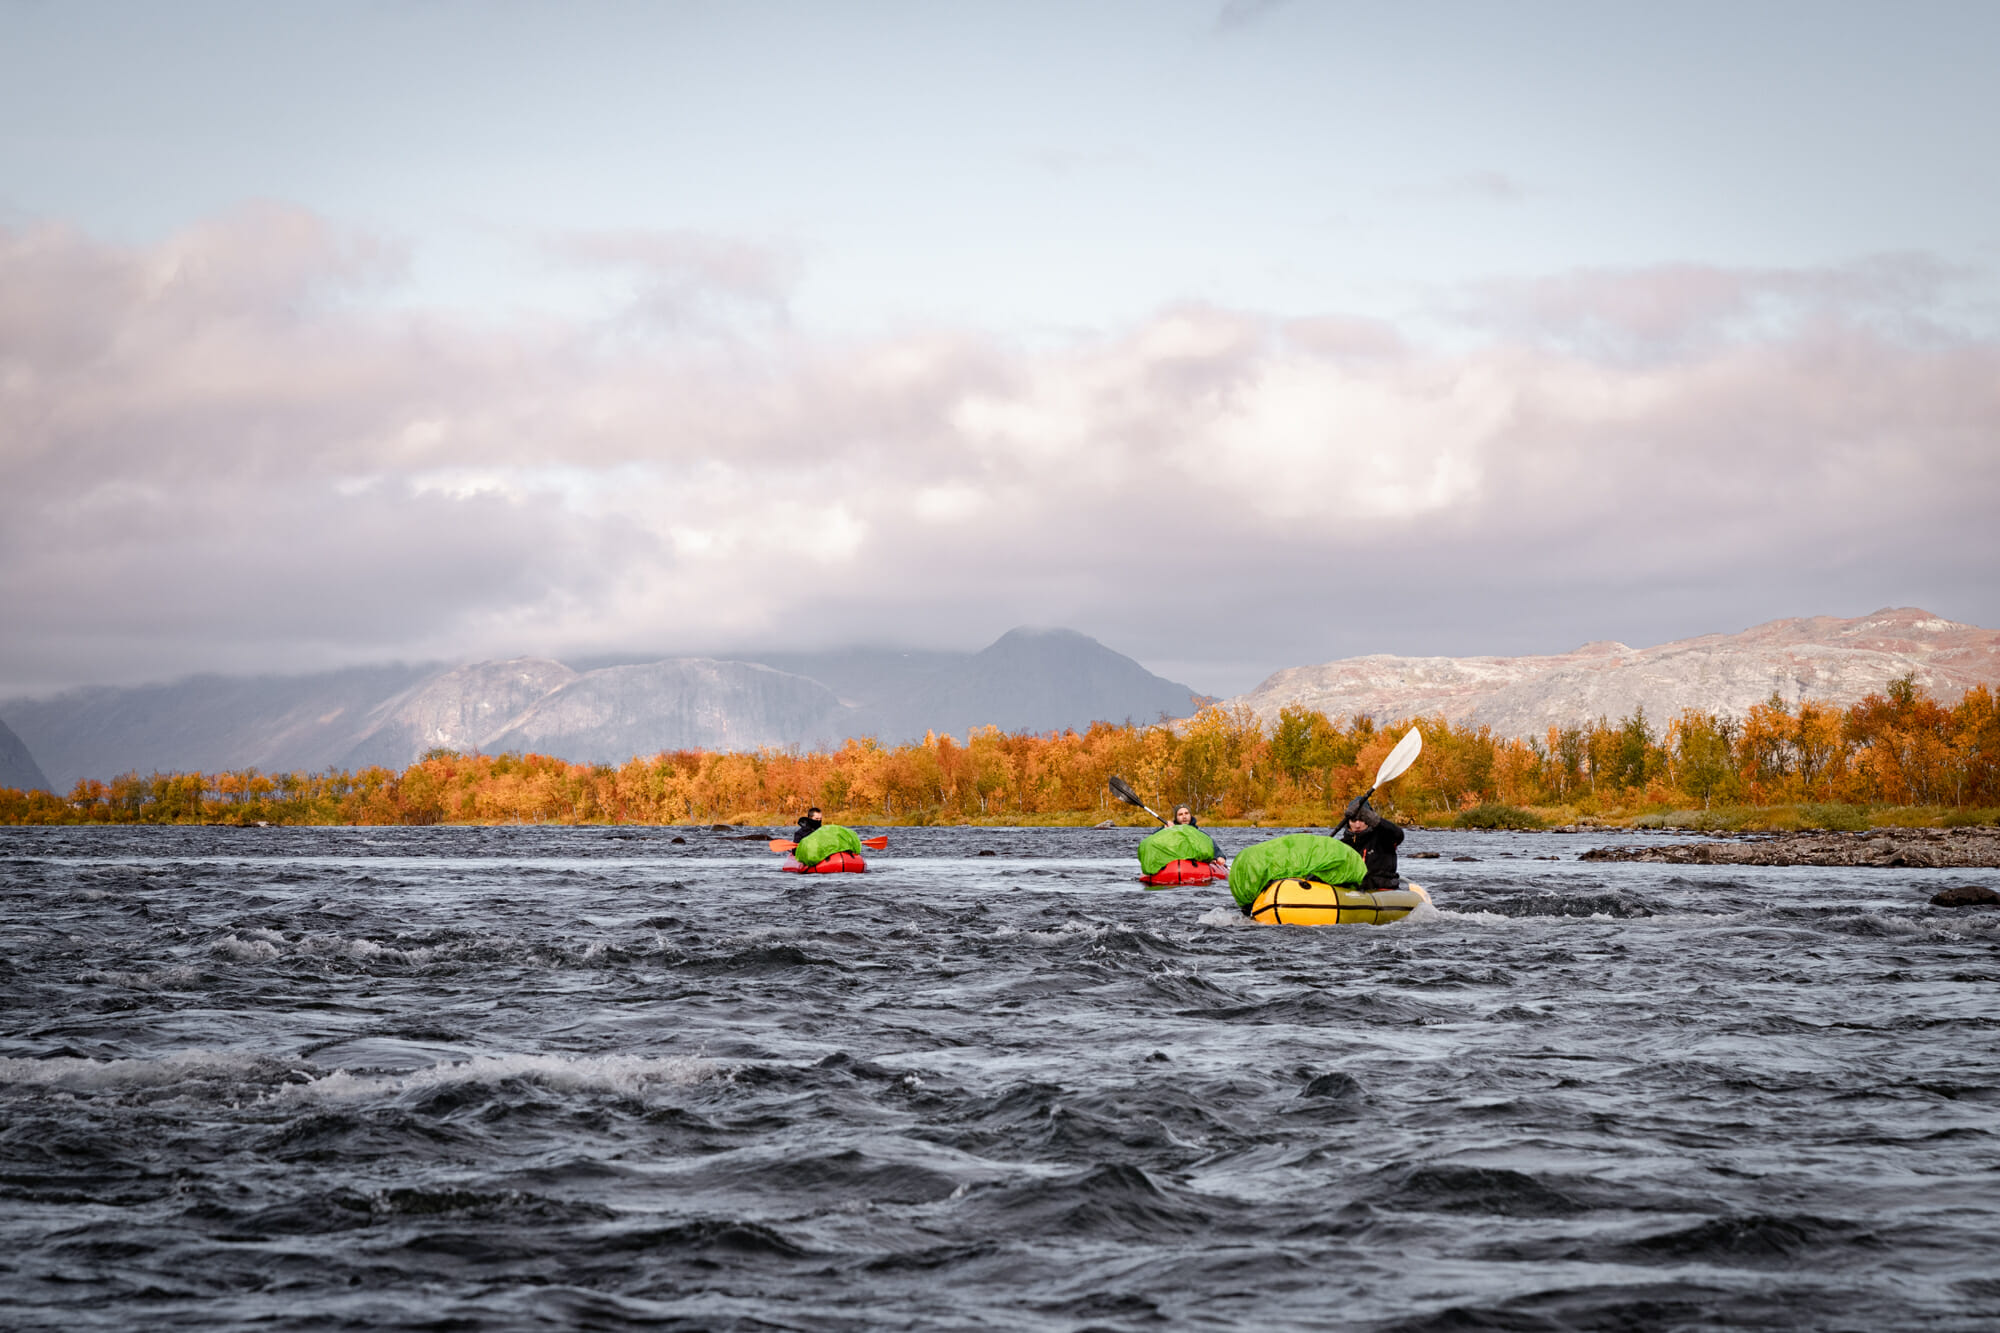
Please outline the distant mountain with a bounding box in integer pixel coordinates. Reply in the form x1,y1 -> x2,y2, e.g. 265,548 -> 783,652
750,628 -> 1202,743
340,659 -> 582,770
0,718 -> 50,793
738,647 -> 964,716
1224,607 -> 2000,738
485,660 -> 845,763
1,663 -> 439,794
2,629 -> 1204,788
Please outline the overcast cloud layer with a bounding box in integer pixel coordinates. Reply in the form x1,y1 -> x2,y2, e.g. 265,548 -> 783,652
3,206 -> 1995,698
2,3 -> 1998,698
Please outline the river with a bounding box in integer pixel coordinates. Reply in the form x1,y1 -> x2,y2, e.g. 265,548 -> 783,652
2,824 -> 1995,1330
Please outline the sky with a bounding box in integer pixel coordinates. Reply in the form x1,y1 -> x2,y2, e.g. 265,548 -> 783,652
3,0 -> 1997,699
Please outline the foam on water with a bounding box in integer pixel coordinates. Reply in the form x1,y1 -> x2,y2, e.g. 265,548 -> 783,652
0,1047 -> 301,1094
78,963 -> 202,989
272,1051 -> 724,1104
211,934 -> 282,961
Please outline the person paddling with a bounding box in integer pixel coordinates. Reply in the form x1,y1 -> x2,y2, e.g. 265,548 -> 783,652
1127,798 -> 1226,885
1225,729 -> 1425,918
774,816 -> 886,872
1168,804 -> 1226,864
1339,796 -> 1405,890
790,813 -> 865,870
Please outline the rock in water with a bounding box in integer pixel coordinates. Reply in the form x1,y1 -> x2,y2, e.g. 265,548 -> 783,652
1300,1071 -> 1363,1101
1931,885 -> 2000,907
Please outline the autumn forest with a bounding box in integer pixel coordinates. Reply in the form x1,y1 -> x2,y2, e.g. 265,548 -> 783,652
3,676 -> 1996,829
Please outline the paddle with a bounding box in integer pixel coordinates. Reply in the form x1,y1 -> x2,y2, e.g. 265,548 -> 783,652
1107,775 -> 1168,826
769,834 -> 890,854
1110,775 -> 1227,872
1345,726 -> 1424,819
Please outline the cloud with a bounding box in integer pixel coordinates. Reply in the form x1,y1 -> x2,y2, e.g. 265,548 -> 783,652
1,207 -> 1996,696
1392,170 -> 1536,205
1213,0 -> 1298,35
1028,146 -> 1149,177
1460,253 -> 1974,362
540,226 -> 801,332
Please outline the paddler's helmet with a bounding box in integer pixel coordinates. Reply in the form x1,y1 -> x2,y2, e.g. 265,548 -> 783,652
1342,795 -> 1377,826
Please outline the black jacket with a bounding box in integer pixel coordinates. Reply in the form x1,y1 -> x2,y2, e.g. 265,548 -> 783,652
794,815 -> 823,842
1340,813 -> 1404,889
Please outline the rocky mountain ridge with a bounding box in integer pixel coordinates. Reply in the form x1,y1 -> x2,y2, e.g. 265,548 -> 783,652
1224,607 -> 2000,738
3,628 -> 1203,791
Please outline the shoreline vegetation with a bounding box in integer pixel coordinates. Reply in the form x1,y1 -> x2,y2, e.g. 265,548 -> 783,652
2,675 -> 1995,832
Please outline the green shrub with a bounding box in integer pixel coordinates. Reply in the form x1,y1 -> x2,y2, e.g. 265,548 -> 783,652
1455,803 -> 1545,830
1635,807 -> 1748,830
1800,803 -> 1872,832
1940,807 -> 2000,828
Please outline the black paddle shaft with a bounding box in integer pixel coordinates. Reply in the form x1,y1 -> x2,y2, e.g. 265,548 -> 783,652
1107,776 -> 1168,825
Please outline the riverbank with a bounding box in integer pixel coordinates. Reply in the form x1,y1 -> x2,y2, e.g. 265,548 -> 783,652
1577,825 -> 2000,868
4,801 -> 1997,831
6,779 -> 1996,834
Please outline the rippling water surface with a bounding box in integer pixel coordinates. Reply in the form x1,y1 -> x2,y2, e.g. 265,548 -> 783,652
3,824 -> 1997,1330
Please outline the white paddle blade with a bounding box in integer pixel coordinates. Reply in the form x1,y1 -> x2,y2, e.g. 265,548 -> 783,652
1373,727 -> 1424,789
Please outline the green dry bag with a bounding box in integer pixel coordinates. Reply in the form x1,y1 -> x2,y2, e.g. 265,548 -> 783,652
1137,824 -> 1219,876
795,823 -> 863,867
1225,833 -> 1366,907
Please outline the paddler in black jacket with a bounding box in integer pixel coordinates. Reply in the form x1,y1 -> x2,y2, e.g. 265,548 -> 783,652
793,807 -> 823,843
1339,797 -> 1404,890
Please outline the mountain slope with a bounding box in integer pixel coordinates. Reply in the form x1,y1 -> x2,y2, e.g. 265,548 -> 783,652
486,660 -> 845,762
0,718 -> 50,793
754,629 -> 1203,743
2,664 -> 440,793
869,627 -> 1201,740
1225,608 -> 2000,737
341,659 -> 582,770
2,628 -> 1202,786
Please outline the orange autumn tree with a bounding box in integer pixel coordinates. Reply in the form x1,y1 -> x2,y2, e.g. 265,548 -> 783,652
7,675 -> 1999,827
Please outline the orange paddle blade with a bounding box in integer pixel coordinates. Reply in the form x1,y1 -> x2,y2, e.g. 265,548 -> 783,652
862,835 -> 889,849
768,839 -> 796,853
